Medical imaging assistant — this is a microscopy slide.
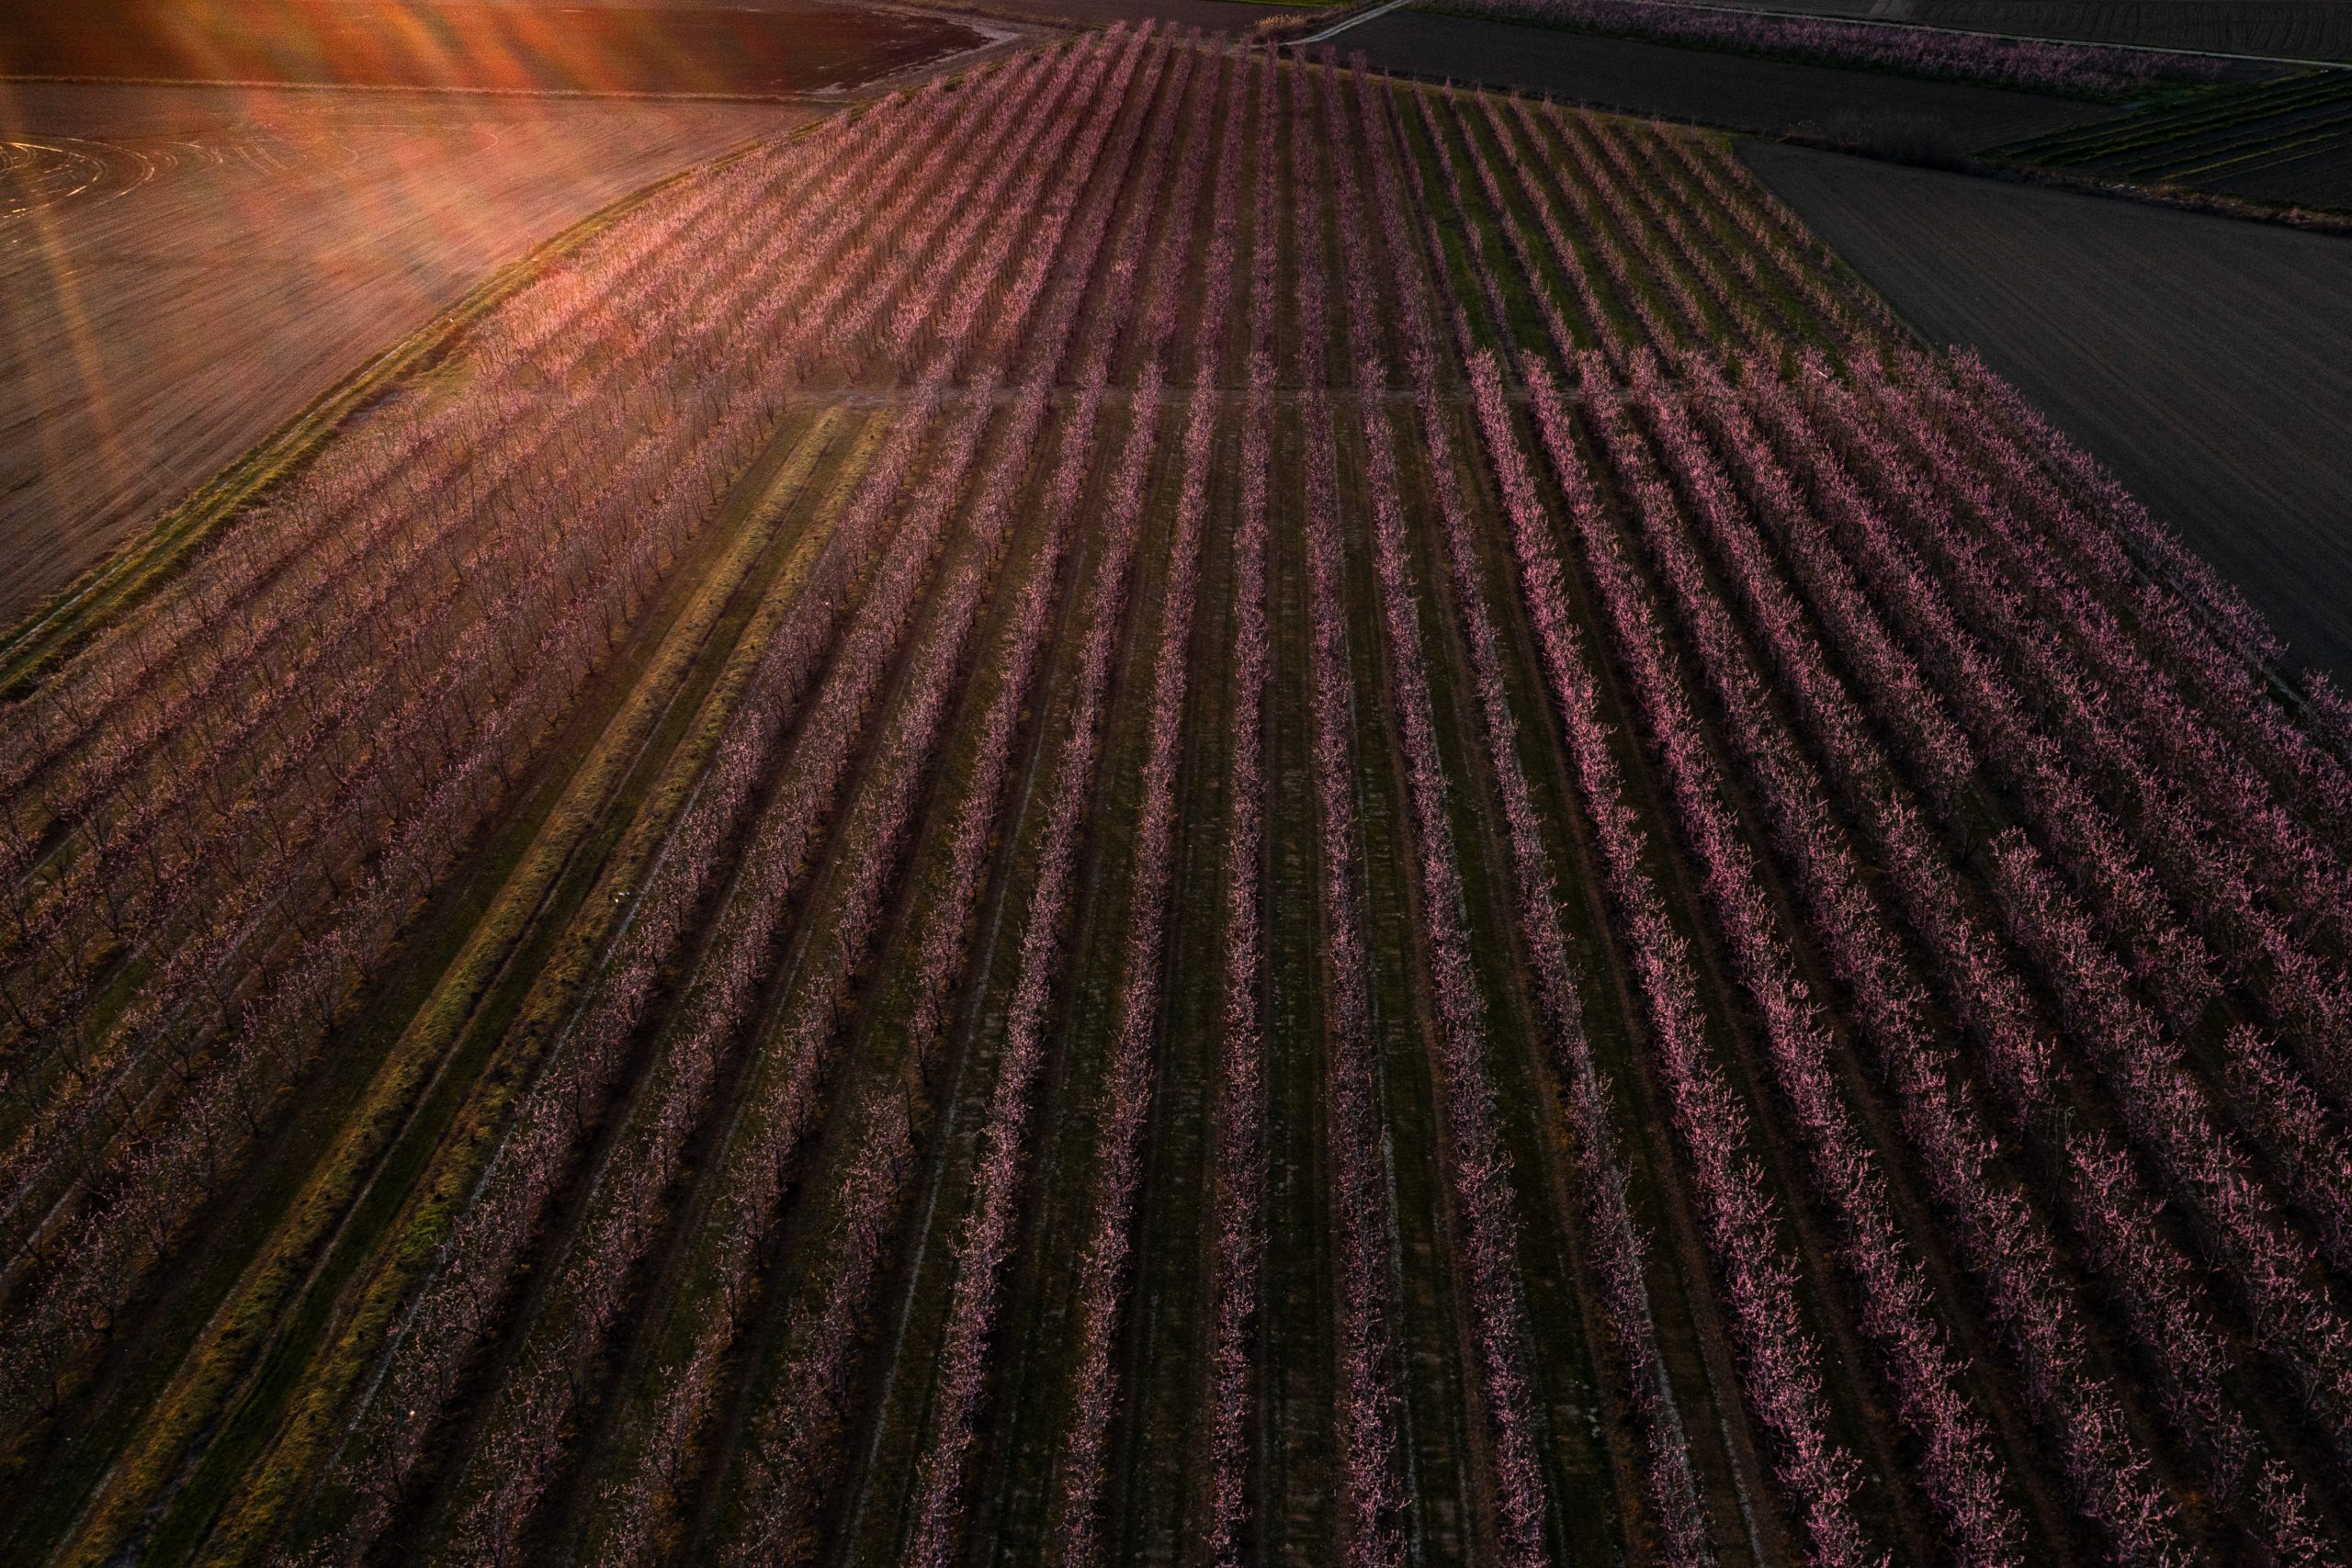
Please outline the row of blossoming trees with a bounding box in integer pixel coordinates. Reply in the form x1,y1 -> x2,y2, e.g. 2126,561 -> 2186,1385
1426,0 -> 2235,95
4,25 -> 2349,1568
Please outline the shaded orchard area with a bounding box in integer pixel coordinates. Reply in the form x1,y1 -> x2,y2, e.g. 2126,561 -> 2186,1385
0,0 -> 983,96
1343,9 -> 2110,149
6,26 -> 2352,1568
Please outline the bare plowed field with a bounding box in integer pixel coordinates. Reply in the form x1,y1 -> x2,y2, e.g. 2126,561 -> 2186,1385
0,0 -> 984,96
1745,139 -> 2352,685
0,83 -> 811,633
2211,125 -> 2352,202
1993,68 -> 2352,210
9,27 -> 2352,1568
1344,10 -> 2111,145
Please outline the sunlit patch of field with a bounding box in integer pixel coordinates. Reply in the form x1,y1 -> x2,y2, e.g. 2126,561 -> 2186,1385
0,84 -> 815,631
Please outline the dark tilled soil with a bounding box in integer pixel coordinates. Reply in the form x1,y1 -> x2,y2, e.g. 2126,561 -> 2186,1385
1745,139 -> 2352,682
2113,97 -> 2352,208
2198,127 -> 2352,204
1342,11 -> 2114,148
1988,71 -> 2352,211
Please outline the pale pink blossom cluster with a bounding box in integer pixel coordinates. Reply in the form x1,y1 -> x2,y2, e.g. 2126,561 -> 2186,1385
307,378 -> 967,1554
0,159 -> 837,1426
708,35 -> 1200,1562
0,30 -> 1136,1438
323,26 -> 1233,1559
1682,135 -> 1896,340
1892,355 -> 2352,928
1040,48 -> 1238,1567
0,141 -> 809,1080
1955,356 -> 2352,904
793,46 -> 1094,375
699,57 -> 1238,1568
1796,361 -> 2352,1250
1507,97 -> 1681,358
0,128 -> 841,833
861,45 -> 1105,371
1862,361 -> 2352,1097
438,374 -> 1012,1564
1050,371 -> 1216,1568
2219,1024 -> 2352,1278
1987,832 -> 2352,1451
288,44 -> 1099,1531
699,375 -> 1099,1568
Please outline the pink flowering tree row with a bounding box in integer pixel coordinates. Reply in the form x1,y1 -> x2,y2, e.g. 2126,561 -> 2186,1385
307,30 -> 1189,1556
1507,362 -> 1880,1568
1433,0 -> 2231,94
0,39 -> 1115,1438
1249,62 -> 1414,1568
1202,51 -> 1281,1565
899,365 -> 1168,1568
1584,360 -> 2033,1565
1683,353 -> 2336,1553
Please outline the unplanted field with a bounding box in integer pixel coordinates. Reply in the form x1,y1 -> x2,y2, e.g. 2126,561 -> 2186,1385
0,81 -> 812,634
1990,68 -> 2352,211
1744,138 -> 2352,685
1343,10 -> 2112,147
0,0 -> 985,96
8,26 -> 2352,1568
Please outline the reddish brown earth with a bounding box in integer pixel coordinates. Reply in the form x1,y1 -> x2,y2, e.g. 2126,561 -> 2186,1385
0,0 -> 984,96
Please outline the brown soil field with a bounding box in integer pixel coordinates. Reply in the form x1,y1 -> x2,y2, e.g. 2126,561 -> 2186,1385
1746,138 -> 2352,682
0,0 -> 985,96
0,83 -> 813,632
1345,10 -> 2115,145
